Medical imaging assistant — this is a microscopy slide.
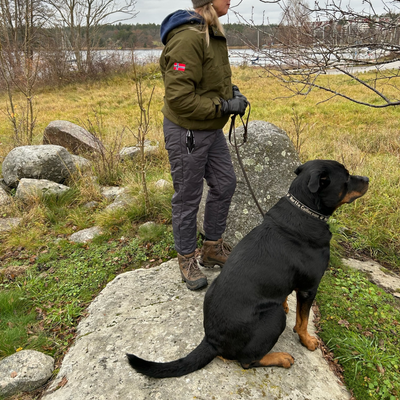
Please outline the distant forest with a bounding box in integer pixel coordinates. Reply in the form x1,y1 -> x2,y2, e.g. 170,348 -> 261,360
97,23 -> 278,49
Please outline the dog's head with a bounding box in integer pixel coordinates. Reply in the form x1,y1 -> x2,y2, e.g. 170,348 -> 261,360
290,160 -> 369,216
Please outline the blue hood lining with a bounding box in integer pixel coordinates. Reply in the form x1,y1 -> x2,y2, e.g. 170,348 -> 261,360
160,10 -> 203,45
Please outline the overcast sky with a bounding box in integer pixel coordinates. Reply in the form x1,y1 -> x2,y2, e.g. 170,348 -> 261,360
116,0 -> 388,26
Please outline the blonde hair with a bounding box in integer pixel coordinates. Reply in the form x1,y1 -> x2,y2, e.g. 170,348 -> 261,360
195,3 -> 225,46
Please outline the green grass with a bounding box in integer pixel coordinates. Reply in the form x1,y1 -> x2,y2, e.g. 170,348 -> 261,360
0,290 -> 51,357
0,64 -> 399,400
316,260 -> 400,400
0,224 -> 176,361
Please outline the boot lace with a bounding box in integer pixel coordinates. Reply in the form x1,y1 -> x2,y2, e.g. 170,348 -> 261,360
186,256 -> 202,278
216,241 -> 232,257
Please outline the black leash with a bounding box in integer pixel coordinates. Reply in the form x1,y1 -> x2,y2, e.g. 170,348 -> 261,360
228,102 -> 265,217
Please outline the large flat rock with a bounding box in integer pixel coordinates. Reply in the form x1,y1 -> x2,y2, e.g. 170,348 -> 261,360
43,260 -> 350,400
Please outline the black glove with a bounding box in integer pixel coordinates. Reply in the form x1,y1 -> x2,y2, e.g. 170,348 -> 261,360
220,97 -> 248,116
232,84 -> 247,102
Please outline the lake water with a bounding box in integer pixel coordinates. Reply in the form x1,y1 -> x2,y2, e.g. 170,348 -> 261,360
88,47 -> 390,71
95,48 -> 268,66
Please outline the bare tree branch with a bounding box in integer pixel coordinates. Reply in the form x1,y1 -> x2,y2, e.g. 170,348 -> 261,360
233,0 -> 400,107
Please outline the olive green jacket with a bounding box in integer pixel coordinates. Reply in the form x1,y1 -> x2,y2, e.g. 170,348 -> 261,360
160,23 -> 232,130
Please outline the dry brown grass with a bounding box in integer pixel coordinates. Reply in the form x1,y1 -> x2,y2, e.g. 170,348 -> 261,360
0,64 -> 399,268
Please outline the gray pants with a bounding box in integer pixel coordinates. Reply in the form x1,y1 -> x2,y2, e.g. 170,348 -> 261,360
163,117 -> 236,255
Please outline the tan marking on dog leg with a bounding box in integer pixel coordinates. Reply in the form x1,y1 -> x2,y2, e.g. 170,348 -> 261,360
282,297 -> 289,314
258,352 -> 295,368
297,321 -> 319,350
295,303 -> 318,351
293,291 -> 319,350
293,296 -> 301,333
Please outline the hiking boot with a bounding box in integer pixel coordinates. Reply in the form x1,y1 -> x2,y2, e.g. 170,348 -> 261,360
199,238 -> 232,268
178,252 -> 208,290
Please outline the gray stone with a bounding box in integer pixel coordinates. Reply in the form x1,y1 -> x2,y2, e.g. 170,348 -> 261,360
43,120 -> 104,155
139,221 -> 156,229
0,350 -> 54,398
155,179 -> 172,190
0,186 -> 11,206
70,154 -> 92,172
119,140 -> 159,160
15,178 -> 70,200
343,258 -> 400,298
69,226 -> 103,243
100,186 -> 126,201
198,121 -> 301,247
0,218 -> 22,233
2,145 -> 76,187
82,201 -> 99,210
105,193 -> 135,211
42,260 -> 350,400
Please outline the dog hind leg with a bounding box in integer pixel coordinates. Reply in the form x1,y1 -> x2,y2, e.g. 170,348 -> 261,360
282,297 -> 289,314
242,352 -> 294,369
238,303 -> 293,370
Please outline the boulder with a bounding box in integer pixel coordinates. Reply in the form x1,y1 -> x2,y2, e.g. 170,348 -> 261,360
105,193 -> 135,211
343,258 -> 400,298
69,226 -> 103,243
0,218 -> 22,233
70,154 -> 92,172
41,260 -> 350,400
15,178 -> 70,200
0,186 -> 11,206
82,201 -> 99,210
0,350 -> 54,398
139,221 -> 156,229
119,140 -> 159,160
100,186 -> 126,201
43,120 -> 104,155
155,179 -> 172,190
2,145 -> 76,188
198,121 -> 301,247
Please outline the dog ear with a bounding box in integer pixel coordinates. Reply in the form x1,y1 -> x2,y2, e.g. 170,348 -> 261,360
308,171 -> 330,193
308,171 -> 322,193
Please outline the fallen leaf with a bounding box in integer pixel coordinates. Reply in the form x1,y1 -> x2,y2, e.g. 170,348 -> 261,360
59,376 -> 68,388
338,319 -> 350,328
376,365 -> 385,374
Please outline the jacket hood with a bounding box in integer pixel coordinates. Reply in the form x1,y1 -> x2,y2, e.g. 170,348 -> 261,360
160,10 -> 203,45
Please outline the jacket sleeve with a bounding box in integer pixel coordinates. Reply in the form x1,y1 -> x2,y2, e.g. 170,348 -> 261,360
162,30 -> 222,120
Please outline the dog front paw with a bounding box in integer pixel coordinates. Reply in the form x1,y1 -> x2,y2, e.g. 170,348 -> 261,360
300,334 -> 319,351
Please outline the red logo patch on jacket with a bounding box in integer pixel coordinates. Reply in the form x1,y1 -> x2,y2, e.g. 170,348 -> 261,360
174,63 -> 186,71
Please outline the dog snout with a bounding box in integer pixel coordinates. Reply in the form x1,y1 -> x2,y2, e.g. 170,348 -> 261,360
355,175 -> 369,184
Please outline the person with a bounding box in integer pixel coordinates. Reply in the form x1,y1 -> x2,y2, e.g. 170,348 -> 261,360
159,0 -> 248,291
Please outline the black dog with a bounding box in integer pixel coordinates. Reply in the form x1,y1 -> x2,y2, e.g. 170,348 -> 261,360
127,160 -> 369,378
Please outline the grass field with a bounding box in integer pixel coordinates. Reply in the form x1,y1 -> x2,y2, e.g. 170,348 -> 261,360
0,65 -> 399,399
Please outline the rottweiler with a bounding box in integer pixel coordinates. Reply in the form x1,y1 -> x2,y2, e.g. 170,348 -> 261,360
127,159 -> 369,378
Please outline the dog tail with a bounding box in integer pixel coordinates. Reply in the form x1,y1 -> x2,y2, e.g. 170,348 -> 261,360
126,337 -> 218,378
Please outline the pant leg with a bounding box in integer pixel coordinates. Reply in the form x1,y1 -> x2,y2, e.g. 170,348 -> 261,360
203,130 -> 236,241
163,118 -> 216,255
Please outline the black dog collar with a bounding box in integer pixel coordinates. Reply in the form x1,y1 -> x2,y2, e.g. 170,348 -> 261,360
285,193 -> 330,223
